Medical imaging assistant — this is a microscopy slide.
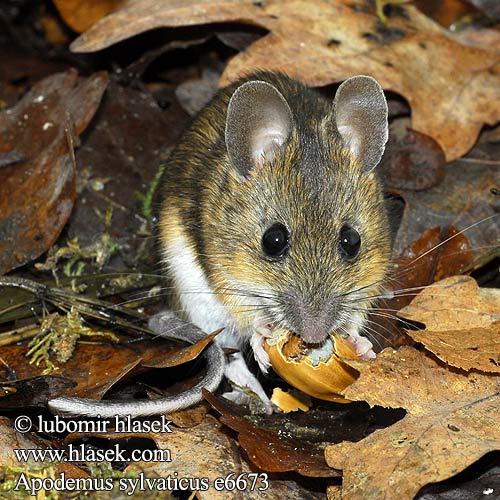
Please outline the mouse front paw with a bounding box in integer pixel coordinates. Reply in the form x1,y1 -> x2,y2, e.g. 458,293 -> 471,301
250,329 -> 272,374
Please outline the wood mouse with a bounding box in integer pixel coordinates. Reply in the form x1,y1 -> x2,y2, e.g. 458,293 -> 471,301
49,72 -> 390,417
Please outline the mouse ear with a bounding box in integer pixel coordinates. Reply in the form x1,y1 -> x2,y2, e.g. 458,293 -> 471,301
333,75 -> 388,172
225,80 -> 293,178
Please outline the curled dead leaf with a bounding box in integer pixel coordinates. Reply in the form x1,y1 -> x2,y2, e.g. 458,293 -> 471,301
142,328 -> 222,368
398,275 -> 500,373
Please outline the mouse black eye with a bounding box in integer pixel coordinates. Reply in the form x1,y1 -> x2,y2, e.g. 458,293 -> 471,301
339,225 -> 361,260
262,223 -> 289,258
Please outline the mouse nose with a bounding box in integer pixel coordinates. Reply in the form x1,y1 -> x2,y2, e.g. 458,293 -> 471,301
287,289 -> 335,343
299,318 -> 330,344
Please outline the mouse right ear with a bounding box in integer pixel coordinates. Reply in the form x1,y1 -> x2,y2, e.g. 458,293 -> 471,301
225,80 -> 293,178
333,75 -> 388,172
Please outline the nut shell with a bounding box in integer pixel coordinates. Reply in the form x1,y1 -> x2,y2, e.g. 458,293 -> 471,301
264,332 -> 359,402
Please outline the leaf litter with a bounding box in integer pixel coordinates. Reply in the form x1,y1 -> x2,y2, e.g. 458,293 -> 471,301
326,346 -> 500,499
0,69 -> 108,275
125,414 -> 327,500
1,1 -> 500,499
324,274 -> 500,499
70,0 -> 500,161
399,276 -> 500,373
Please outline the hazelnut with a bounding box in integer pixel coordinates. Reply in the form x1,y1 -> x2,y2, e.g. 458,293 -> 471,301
264,330 -> 359,402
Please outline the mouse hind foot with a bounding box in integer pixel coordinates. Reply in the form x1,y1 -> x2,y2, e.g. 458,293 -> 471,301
223,351 -> 273,414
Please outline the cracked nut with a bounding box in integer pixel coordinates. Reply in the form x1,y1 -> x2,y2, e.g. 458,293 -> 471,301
264,331 -> 359,402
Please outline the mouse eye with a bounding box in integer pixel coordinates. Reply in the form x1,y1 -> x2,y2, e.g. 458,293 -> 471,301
339,225 -> 361,260
262,223 -> 290,258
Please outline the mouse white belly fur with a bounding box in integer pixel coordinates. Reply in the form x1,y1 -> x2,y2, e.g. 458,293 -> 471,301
163,232 -> 237,345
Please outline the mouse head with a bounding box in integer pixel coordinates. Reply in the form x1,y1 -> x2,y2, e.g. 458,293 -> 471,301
209,75 -> 390,346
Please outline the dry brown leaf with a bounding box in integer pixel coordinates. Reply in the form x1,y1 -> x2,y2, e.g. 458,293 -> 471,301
380,119 -> 446,192
0,417 -> 88,480
398,276 -> 500,372
142,328 -> 222,368
71,0 -> 500,161
0,417 -> 43,467
342,345 -> 499,415
53,0 -> 124,33
126,415 -> 319,499
0,70 -> 108,275
325,346 -> 500,499
204,390 -> 335,477
0,333 -> 214,407
0,343 -> 141,402
390,159 -> 499,260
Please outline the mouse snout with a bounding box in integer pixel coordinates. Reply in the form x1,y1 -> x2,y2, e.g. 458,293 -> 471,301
299,319 -> 330,344
288,290 -> 336,344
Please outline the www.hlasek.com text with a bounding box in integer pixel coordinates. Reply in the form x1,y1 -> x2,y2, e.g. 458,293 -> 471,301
14,443 -> 171,463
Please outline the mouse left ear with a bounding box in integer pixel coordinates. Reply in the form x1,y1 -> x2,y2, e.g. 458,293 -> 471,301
225,80 -> 293,178
332,75 -> 388,172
